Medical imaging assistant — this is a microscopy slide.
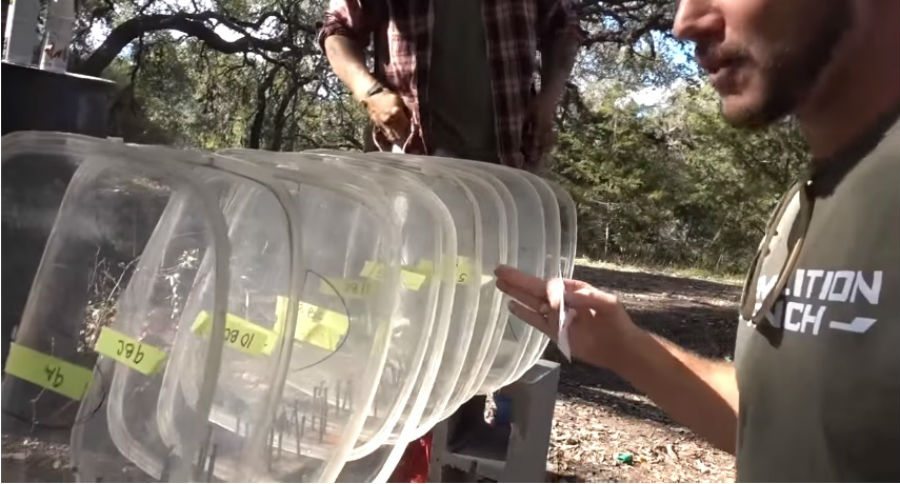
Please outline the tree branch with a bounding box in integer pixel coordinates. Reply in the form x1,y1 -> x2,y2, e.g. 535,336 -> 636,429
76,11 -> 312,76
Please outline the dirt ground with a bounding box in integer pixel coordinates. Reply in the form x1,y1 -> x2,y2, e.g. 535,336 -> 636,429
545,263 -> 741,483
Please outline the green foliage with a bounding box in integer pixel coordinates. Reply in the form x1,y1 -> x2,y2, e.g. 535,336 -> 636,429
101,22 -> 368,151
551,82 -> 807,273
70,0 -> 809,275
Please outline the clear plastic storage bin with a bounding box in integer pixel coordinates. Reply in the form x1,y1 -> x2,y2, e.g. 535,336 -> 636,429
0,133 -> 232,482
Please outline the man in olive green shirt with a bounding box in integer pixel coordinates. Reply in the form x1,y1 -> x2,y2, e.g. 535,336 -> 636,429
495,0 -> 900,481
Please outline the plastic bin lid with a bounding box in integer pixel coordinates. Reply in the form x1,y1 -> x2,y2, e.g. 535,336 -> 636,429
156,176 -> 299,482
0,133 -> 125,443
547,180 -> 577,280
0,133 -> 233,482
74,180 -> 233,482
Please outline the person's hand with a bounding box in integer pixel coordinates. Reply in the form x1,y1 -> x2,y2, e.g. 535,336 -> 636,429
494,265 -> 642,370
364,89 -> 411,145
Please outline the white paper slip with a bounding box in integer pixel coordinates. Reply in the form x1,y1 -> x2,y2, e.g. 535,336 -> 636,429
559,307 -> 576,362
548,278 -> 572,362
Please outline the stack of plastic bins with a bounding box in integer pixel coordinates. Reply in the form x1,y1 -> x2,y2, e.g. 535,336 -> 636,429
505,174 -> 561,384
225,150 -> 416,479
220,149 -> 444,461
255,161 -> 406,482
452,169 -> 519,400
360,152 -> 507,424
94,147 -> 303,483
303,151 -> 481,437
349,152 -> 486,432
103,146 -> 400,484
302,150 -> 509,484
408,157 -> 521,398
527,180 -> 578,363
0,132 -> 231,482
280,151 -> 463,483
380,155 -> 547,396
416,162 -> 507,420
68,142 -> 402,484
220,148 -> 454,483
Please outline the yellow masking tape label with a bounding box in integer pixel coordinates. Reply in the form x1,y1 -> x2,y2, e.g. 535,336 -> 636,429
456,256 -> 494,286
4,343 -> 93,401
455,257 -> 474,284
360,261 -> 385,280
410,257 -> 491,285
319,278 -> 377,298
191,311 -> 271,355
401,270 -> 427,290
274,296 -> 349,352
359,262 -> 426,291
94,327 -> 167,375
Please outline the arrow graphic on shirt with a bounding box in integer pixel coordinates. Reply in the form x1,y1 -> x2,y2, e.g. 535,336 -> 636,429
829,317 -> 877,334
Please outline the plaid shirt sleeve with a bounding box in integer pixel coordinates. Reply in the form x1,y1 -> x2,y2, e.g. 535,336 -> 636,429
537,0 -> 586,49
316,0 -> 374,52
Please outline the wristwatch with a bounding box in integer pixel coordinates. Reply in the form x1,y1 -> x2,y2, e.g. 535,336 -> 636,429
361,81 -> 386,105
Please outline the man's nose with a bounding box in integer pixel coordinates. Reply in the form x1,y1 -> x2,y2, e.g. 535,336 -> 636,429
673,0 -> 724,42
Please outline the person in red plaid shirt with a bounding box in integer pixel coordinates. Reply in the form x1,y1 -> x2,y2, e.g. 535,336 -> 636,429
317,1 -> 582,480
317,0 -> 584,171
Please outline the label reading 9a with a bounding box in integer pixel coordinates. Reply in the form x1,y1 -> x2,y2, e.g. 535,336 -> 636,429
43,365 -> 65,388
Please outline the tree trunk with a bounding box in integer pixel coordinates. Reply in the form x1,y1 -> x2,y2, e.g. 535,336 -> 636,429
248,67 -> 279,149
268,80 -> 302,151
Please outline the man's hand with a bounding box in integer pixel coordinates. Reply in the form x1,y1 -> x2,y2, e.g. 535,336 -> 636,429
494,264 -> 740,453
322,35 -> 412,145
494,265 -> 639,370
364,89 -> 411,145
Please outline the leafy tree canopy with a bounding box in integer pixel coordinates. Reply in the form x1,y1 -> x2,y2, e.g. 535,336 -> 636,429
28,0 -> 807,273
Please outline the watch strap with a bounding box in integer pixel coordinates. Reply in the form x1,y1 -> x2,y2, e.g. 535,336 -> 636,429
365,81 -> 385,98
